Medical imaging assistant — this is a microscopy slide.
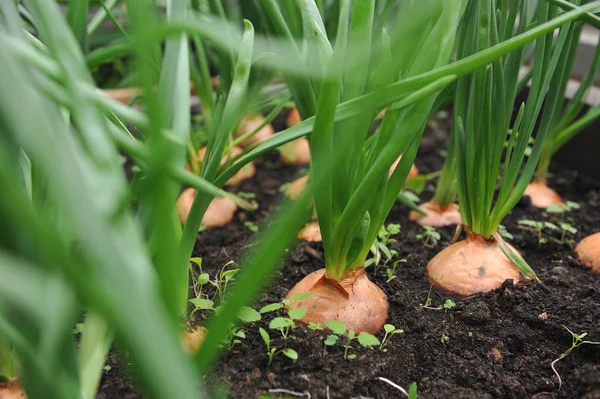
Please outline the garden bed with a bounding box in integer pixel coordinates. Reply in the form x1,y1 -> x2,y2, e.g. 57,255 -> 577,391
97,110 -> 600,399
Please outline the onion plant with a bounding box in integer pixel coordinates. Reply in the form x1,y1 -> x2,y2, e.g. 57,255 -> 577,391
282,0 -> 468,334
410,2 -> 539,228
525,0 -> 600,207
427,0 -> 585,295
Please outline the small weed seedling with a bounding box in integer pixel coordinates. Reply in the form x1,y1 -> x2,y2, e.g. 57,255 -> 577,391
385,258 -> 407,283
259,328 -> 298,366
422,277 -> 455,310
518,219 -> 558,246
188,259 -> 241,316
518,219 -> 577,246
188,257 -> 260,350
268,308 -> 306,342
211,261 -> 240,302
408,382 -> 418,399
366,224 -> 401,274
189,257 -> 210,300
324,320 -> 380,360
551,326 -> 600,388
546,201 -> 580,214
221,324 -> 247,350
244,221 -> 259,233
214,307 -> 260,350
379,324 -> 404,351
547,202 -> 579,245
498,224 -> 514,240
260,292 -> 313,342
556,222 -> 577,245
440,334 -> 450,344
416,226 -> 441,248
308,322 -> 324,331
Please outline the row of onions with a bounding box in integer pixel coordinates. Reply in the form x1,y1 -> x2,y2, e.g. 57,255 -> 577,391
0,0 -> 599,398
178,0 -> 600,336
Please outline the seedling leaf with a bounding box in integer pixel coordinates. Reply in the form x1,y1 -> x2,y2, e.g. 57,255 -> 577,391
259,328 -> 270,346
269,317 -> 291,330
235,331 -> 246,339
443,299 -> 456,309
282,348 -> 298,360
292,292 -> 314,301
324,335 -> 339,346
237,306 -> 261,322
190,257 -> 202,267
288,308 -> 308,320
189,298 -> 214,310
358,332 -> 380,347
259,303 -> 283,313
197,273 -> 210,285
408,382 -> 418,399
325,320 -> 347,335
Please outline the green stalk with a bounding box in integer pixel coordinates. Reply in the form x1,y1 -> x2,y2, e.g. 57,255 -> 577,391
67,0 -> 89,53
126,0 -> 191,325
78,313 -> 112,399
433,132 -> 458,208
176,20 -> 255,292
87,0 -> 119,36
0,339 -> 15,381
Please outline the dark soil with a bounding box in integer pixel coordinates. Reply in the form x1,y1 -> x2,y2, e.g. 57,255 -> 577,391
97,110 -> 600,399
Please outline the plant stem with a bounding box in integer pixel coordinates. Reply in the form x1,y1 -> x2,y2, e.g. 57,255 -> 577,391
0,338 -> 15,381
79,313 -> 113,399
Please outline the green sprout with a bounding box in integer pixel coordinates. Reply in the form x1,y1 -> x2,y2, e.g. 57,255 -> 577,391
244,221 -> 259,233
260,292 -> 313,342
324,320 -> 380,360
551,326 -> 600,388
519,219 -> 558,245
210,261 -> 240,302
379,324 -> 404,351
259,328 -> 298,366
498,225 -> 514,240
546,201 -> 580,214
385,258 -> 407,283
416,226 -> 441,248
308,322 -> 324,331
366,223 -> 401,274
519,219 -> 577,246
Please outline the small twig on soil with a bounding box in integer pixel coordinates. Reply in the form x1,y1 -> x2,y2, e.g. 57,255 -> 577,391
326,386 -> 330,399
377,377 -> 409,397
268,388 -> 311,399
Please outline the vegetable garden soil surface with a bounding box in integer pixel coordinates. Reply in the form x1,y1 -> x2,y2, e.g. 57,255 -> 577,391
97,111 -> 600,399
